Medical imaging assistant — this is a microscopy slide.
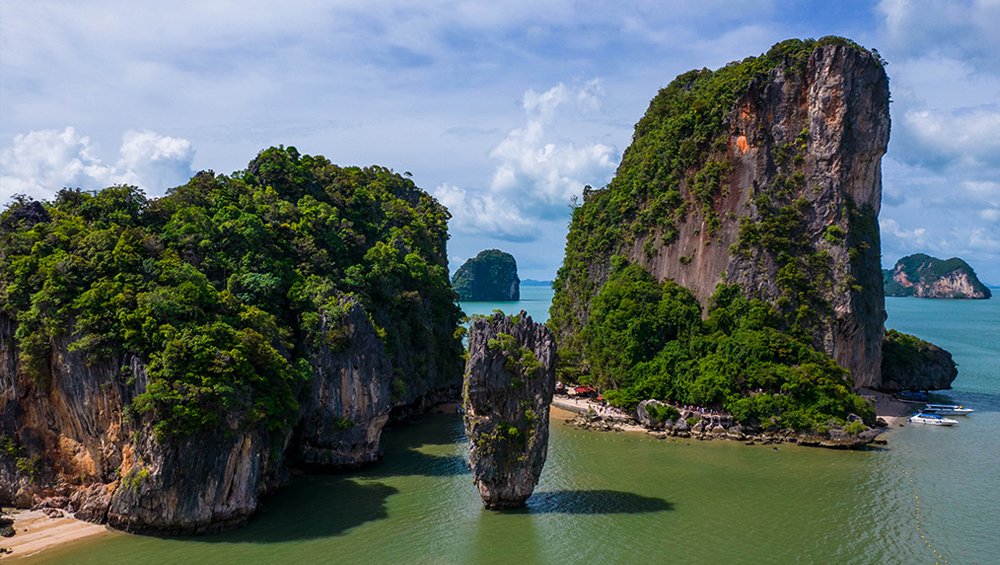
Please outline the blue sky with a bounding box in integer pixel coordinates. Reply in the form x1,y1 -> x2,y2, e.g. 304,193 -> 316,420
2,1 -> 998,283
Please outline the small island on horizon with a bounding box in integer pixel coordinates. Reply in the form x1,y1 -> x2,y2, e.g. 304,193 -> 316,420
452,249 -> 521,301
883,253 -> 992,299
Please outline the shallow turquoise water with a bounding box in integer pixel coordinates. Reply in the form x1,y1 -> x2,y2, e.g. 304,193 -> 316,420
26,295 -> 1000,564
459,284 -> 554,323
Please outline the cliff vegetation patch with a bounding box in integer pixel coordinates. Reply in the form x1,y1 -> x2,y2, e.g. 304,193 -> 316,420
0,146 -> 463,440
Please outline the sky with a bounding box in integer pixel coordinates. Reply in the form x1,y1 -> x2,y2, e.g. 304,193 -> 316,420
1,1 -> 998,283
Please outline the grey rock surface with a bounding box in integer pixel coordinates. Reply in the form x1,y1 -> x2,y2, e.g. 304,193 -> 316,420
463,311 -> 556,509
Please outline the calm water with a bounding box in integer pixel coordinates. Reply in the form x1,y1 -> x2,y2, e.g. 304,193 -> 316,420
27,294 -> 1000,564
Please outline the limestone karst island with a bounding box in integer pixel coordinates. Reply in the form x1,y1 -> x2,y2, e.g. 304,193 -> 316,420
452,249 -> 521,301
2,18 -> 999,564
883,253 -> 992,299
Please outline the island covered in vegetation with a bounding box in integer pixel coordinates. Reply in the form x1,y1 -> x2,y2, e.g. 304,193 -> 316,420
883,253 -> 991,299
452,249 -> 520,301
549,37 -> 955,441
0,146 -> 463,532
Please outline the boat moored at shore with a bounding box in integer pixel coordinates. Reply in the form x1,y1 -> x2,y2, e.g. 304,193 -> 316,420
923,404 -> 974,416
908,412 -> 959,426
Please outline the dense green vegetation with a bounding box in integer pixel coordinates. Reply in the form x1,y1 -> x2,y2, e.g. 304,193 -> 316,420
880,329 -> 950,382
452,249 -> 520,301
0,147 -> 463,440
550,37 -> 879,364
883,253 -> 991,298
583,260 -> 874,431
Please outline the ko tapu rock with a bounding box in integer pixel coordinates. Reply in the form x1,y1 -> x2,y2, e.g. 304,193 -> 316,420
463,311 -> 556,509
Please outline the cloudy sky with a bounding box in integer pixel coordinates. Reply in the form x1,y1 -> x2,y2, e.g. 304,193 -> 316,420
1,1 -> 998,283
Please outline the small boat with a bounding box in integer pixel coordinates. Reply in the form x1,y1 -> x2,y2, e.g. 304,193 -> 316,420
908,412 -> 958,426
923,403 -> 974,416
898,390 -> 929,402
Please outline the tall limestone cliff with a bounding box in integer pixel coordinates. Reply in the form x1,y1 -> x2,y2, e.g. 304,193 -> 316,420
551,38 -> 893,389
0,148 -> 464,533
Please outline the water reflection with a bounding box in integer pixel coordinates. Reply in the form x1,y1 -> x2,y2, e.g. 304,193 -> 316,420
471,505 -> 541,565
524,489 -> 673,514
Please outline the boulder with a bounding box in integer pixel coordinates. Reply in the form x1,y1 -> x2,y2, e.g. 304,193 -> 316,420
636,399 -> 676,429
463,311 -> 556,509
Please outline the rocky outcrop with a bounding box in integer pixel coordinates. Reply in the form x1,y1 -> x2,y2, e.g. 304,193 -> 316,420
452,249 -> 520,301
636,400 -> 678,430
883,254 -> 991,299
551,38 -> 896,389
880,329 -> 958,391
295,298 -> 392,468
571,403 -> 881,448
0,150 -> 465,534
0,299 -> 452,534
463,311 -> 555,509
0,313 -> 287,533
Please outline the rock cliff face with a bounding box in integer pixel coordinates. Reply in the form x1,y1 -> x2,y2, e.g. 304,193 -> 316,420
551,38 -> 893,388
463,312 -> 555,509
880,329 -> 958,391
0,149 -> 465,534
452,250 -> 520,301
0,304 -> 407,533
883,254 -> 991,299
295,299 -> 392,468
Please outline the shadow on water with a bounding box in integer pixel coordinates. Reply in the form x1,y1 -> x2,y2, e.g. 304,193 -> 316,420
516,489 -> 673,515
363,413 -> 470,478
192,475 -> 398,544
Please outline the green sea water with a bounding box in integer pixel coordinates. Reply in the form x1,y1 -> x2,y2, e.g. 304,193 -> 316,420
25,292 -> 1000,564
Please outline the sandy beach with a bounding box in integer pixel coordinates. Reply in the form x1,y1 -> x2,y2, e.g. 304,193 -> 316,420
1,509 -> 109,560
863,388 -> 914,427
551,397 -> 648,433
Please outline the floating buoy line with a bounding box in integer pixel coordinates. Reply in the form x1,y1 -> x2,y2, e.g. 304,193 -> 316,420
899,465 -> 948,564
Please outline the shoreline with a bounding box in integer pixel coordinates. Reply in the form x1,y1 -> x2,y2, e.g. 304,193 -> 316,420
861,388 -> 913,428
553,393 -> 914,441
1,509 -> 109,560
1,395 -> 916,560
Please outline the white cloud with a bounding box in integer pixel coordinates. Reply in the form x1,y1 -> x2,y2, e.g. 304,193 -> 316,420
0,128 -> 194,202
438,81 -> 618,240
878,0 -> 1000,68
432,183 -> 534,242
880,217 -> 928,248
899,106 -> 1000,170
980,209 -> 1000,222
968,227 -> 1000,253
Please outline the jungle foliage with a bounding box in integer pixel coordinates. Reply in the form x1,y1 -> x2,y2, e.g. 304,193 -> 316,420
585,261 -> 874,431
0,147 -> 463,440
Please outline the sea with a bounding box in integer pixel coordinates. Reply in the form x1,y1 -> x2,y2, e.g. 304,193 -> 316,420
26,287 -> 1000,564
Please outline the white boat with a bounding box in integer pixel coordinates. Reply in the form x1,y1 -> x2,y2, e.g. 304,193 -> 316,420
923,403 -> 975,416
908,412 -> 959,426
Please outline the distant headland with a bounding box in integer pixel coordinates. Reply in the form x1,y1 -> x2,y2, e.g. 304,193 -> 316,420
883,253 -> 991,299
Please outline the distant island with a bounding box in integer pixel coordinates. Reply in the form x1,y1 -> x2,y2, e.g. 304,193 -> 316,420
452,249 -> 520,301
520,279 -> 553,287
883,253 -> 991,299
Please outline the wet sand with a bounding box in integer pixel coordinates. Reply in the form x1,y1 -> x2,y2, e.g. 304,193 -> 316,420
1,509 -> 109,560
864,388 -> 914,427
